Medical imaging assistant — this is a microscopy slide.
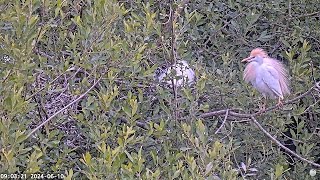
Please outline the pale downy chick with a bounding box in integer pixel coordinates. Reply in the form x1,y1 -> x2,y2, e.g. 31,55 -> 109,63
154,60 -> 195,87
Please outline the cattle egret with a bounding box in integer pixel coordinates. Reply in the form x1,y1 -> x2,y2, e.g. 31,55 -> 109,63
241,48 -> 290,110
154,60 -> 195,87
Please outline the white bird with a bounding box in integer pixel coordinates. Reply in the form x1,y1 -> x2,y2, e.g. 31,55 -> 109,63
242,48 -> 290,110
154,60 -> 195,87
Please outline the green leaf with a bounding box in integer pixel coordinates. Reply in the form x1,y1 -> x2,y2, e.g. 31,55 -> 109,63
122,105 -> 132,117
83,152 -> 92,165
124,150 -> 134,162
173,170 -> 181,179
275,164 -> 284,179
196,119 -> 207,143
281,39 -> 291,48
129,99 -> 138,116
15,130 -> 27,144
64,169 -> 73,180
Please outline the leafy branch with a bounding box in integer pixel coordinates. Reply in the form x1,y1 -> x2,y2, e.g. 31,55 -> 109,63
200,81 -> 320,168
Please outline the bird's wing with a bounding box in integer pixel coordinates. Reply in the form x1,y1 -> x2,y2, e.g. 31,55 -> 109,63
261,65 -> 283,98
263,58 -> 290,95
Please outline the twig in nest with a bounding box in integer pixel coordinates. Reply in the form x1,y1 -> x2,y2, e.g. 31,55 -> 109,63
26,67 -> 76,101
26,77 -> 101,139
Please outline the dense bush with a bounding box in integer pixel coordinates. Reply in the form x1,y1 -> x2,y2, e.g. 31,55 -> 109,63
1,0 -> 319,179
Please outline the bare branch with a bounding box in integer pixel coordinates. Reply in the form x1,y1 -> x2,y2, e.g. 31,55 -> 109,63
289,11 -> 320,20
169,0 -> 179,122
215,109 -> 229,134
200,82 -> 316,119
250,116 -> 320,168
119,117 -> 149,130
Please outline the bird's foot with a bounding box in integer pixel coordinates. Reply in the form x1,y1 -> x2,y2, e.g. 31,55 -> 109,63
276,99 -> 283,109
257,103 -> 266,114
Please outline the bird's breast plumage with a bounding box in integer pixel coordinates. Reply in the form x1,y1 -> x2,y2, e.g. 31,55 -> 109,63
243,59 -> 286,99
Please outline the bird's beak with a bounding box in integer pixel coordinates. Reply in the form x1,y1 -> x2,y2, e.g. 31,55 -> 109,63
241,56 -> 254,63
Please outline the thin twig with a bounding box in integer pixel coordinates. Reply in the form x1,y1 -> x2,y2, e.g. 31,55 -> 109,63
1,69 -> 12,83
215,109 -> 229,134
169,1 -> 176,64
288,1 -> 292,18
200,82 -> 316,119
161,6 -> 172,25
173,0 -> 189,22
169,0 -> 178,122
26,67 -> 76,101
116,82 -> 319,136
26,77 -> 101,139
265,124 -> 304,144
119,117 -> 149,130
232,151 -> 247,179
310,61 -> 316,84
289,11 -> 320,20
33,48 -> 54,59
250,116 -> 320,168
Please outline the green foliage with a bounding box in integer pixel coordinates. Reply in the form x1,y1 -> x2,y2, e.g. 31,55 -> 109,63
1,0 -> 320,179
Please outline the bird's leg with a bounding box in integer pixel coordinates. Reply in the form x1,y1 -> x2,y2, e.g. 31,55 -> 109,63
258,96 -> 266,113
276,97 -> 283,108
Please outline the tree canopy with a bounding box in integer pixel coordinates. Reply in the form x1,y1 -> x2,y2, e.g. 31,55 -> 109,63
0,0 -> 320,179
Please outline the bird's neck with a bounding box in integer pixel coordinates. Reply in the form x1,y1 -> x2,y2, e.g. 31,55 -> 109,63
255,56 -> 264,65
